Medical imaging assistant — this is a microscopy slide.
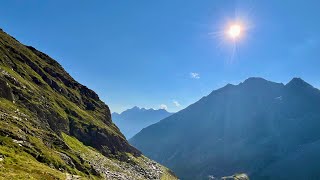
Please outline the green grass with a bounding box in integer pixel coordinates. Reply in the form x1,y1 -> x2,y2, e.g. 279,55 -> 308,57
0,136 -> 66,180
61,133 -> 93,154
0,28 -> 178,180
161,170 -> 177,180
62,133 -> 178,180
62,133 -> 126,176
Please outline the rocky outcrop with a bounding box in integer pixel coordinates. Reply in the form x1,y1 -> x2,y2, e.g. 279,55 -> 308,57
0,78 -> 14,101
222,174 -> 250,180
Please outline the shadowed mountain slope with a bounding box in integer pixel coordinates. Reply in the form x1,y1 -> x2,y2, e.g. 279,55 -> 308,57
131,77 -> 320,180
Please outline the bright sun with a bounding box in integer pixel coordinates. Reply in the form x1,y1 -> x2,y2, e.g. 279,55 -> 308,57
228,24 -> 242,39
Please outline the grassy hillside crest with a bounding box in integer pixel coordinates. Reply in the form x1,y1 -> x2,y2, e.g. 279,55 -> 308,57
0,28 -> 177,180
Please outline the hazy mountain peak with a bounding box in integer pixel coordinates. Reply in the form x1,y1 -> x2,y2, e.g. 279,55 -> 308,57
221,83 -> 236,90
112,106 -> 173,138
286,77 -> 312,88
116,106 -> 170,115
241,77 -> 282,87
127,106 -> 144,112
208,77 -> 284,99
243,77 -> 268,83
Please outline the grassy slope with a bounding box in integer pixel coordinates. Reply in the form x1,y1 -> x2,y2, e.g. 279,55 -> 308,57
0,28 -> 177,180
61,133 -> 176,180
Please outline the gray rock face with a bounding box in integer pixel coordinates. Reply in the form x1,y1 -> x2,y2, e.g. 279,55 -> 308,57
0,78 -> 14,101
222,173 -> 249,180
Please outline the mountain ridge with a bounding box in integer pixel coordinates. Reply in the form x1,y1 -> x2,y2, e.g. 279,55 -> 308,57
0,28 -> 177,180
112,106 -> 173,139
131,77 -> 320,180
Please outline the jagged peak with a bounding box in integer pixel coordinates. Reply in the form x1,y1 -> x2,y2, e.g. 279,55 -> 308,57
111,112 -> 120,116
132,106 -> 140,110
213,83 -> 236,93
205,77 -> 286,100
224,83 -> 236,88
238,77 -> 285,89
286,77 -> 313,88
242,77 -> 272,85
131,106 -> 150,111
287,77 -> 306,84
119,106 -> 169,115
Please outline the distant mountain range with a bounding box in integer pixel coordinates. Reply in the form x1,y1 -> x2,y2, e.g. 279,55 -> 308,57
112,107 -> 173,139
131,77 -> 320,180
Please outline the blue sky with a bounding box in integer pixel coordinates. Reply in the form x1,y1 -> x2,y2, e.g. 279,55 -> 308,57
1,0 -> 320,113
